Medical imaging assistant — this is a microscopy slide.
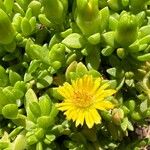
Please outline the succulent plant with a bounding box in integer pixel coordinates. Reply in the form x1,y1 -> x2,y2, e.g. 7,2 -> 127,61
0,0 -> 150,149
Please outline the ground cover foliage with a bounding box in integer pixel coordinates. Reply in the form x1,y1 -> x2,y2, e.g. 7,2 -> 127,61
0,0 -> 150,149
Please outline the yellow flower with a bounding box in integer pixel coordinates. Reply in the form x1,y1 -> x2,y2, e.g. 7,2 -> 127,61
56,75 -> 116,128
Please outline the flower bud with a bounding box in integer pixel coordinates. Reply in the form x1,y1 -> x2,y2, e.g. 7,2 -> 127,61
112,108 -> 124,125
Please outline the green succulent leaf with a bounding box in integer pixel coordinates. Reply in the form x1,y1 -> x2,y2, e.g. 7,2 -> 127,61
62,33 -> 85,49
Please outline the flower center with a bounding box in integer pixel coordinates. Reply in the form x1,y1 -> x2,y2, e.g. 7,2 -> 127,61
73,90 -> 93,108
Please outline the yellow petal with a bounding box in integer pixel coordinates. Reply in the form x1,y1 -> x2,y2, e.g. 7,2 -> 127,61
57,87 -> 71,99
57,105 -> 72,111
57,82 -> 74,98
94,101 -> 115,110
63,82 -> 74,95
77,78 -> 83,90
102,89 -> 116,96
90,108 -> 101,124
65,108 -> 78,121
72,79 -> 78,90
75,109 -> 85,127
94,89 -> 105,99
83,75 -> 93,90
56,102 -> 72,107
85,110 -> 94,128
90,77 -> 101,94
95,89 -> 116,100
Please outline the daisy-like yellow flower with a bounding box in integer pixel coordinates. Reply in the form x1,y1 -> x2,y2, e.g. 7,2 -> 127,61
56,75 -> 116,128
